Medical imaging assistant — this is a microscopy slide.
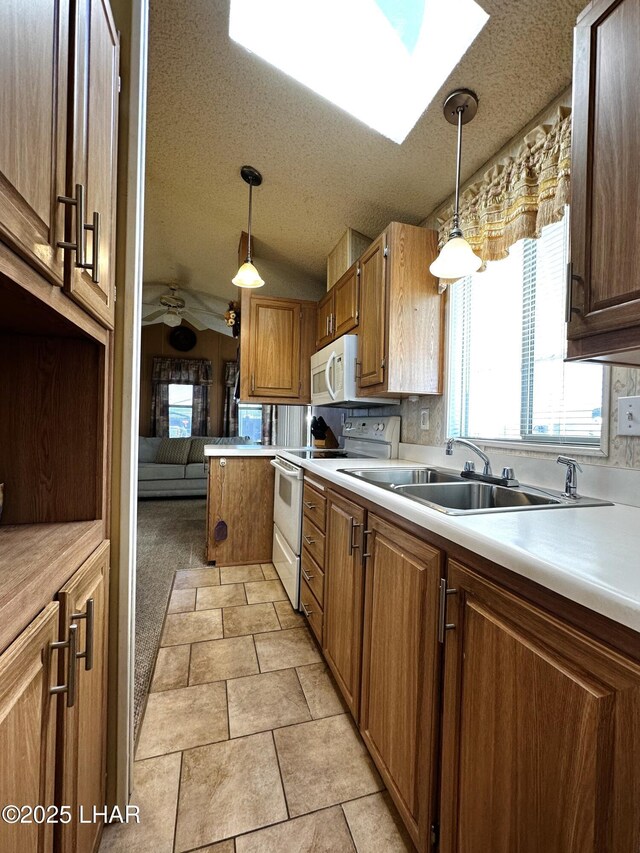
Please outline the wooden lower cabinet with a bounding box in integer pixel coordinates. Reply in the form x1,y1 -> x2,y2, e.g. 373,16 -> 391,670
439,559 -> 640,853
359,515 -> 442,852
0,602 -> 60,853
206,456 -> 274,564
56,542 -> 109,853
322,491 -> 365,717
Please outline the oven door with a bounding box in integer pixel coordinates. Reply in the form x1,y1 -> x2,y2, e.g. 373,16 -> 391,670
270,456 -> 304,554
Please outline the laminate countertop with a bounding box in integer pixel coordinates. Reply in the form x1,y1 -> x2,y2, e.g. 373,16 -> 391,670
278,451 -> 640,634
204,446 -> 287,457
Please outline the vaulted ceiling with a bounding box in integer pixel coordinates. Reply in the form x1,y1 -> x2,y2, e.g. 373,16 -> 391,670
144,0 -> 584,302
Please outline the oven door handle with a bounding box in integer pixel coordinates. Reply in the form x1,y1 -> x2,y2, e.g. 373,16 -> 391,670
324,351 -> 337,401
270,458 -> 304,479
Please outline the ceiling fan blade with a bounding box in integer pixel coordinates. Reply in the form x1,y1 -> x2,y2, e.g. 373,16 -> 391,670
142,308 -> 166,323
182,311 -> 208,331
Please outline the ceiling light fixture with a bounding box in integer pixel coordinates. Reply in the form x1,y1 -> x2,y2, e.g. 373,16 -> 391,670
163,309 -> 182,327
429,89 -> 482,280
232,165 -> 265,288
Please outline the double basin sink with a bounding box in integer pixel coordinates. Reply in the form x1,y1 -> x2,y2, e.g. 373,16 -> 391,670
340,467 -> 612,515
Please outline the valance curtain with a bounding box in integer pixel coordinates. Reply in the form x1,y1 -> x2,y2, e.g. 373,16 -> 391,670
222,361 -> 240,437
151,356 -> 213,437
436,106 -> 571,282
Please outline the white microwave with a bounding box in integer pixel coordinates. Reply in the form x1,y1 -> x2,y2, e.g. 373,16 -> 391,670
310,335 -> 398,407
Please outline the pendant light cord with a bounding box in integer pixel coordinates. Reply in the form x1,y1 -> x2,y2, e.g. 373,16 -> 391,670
246,181 -> 253,263
452,105 -> 464,237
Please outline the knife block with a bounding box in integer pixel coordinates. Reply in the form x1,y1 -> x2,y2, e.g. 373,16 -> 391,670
313,426 -> 339,449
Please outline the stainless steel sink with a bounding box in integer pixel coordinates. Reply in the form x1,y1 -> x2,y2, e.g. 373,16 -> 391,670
339,467 -> 613,514
343,467 -> 463,487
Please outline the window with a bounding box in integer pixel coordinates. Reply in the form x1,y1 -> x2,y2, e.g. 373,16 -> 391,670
238,403 -> 263,443
447,218 -> 604,446
168,384 -> 193,437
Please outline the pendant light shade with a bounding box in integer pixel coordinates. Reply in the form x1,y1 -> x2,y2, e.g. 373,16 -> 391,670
163,310 -> 182,327
429,89 -> 482,280
233,165 -> 264,288
232,261 -> 265,288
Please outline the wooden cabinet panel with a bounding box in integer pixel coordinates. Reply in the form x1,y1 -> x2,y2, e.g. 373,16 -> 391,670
300,576 -> 323,645
207,456 -> 274,564
323,491 -> 365,717
65,0 -> 119,328
357,234 -> 387,389
303,482 -> 326,531
333,262 -> 359,337
0,0 -> 68,284
439,560 -> 640,853
302,516 -> 325,568
316,290 -> 334,349
301,547 -> 324,607
0,602 -> 59,853
359,515 -> 442,852
568,0 -> 640,361
326,227 -> 371,291
56,541 -> 109,853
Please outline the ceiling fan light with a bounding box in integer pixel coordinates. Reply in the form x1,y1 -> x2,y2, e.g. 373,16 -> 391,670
163,311 -> 182,327
429,235 -> 482,279
232,261 -> 265,288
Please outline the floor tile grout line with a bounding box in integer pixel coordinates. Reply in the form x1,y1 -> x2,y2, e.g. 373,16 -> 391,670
340,801 -> 360,852
292,665 -> 314,720
171,750 -> 184,853
270,728 -> 291,821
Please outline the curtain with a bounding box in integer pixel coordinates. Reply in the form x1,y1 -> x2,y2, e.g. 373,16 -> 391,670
151,356 -> 213,437
261,405 -> 278,446
222,361 -> 239,437
436,105 -> 571,282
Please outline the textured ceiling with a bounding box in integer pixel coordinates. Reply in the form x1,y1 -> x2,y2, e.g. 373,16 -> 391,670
144,0 -> 584,302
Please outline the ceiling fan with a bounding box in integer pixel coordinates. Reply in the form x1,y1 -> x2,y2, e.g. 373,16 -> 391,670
141,284 -> 230,334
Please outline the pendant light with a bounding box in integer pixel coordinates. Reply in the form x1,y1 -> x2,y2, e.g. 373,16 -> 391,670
232,165 -> 265,288
429,89 -> 482,280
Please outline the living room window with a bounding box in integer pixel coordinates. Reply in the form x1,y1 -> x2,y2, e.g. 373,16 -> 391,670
168,384 -> 194,437
447,217 -> 605,448
238,403 -> 263,443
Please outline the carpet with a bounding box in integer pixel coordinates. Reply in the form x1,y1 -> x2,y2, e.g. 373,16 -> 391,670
134,497 -> 208,736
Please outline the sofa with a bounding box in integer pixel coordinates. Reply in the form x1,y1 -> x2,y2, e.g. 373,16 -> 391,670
138,436 -> 252,498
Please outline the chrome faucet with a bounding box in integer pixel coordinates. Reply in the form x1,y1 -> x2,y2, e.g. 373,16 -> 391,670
557,456 -> 582,499
445,438 -> 492,476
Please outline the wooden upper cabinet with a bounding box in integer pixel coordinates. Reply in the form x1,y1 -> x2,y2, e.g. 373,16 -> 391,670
358,234 -> 387,388
64,0 -> 119,328
0,0 -> 69,285
56,542 -> 109,853
360,515 -> 442,853
357,223 -> 444,396
240,291 -> 316,404
568,0 -> 640,364
333,261 -> 359,337
323,490 -> 366,718
439,560 -> 640,853
0,602 -> 59,853
316,290 -> 334,349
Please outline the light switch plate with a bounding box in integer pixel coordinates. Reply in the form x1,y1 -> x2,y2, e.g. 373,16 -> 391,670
420,408 -> 430,431
617,396 -> 640,436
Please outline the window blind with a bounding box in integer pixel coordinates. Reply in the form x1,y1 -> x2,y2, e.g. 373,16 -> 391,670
448,217 -> 603,445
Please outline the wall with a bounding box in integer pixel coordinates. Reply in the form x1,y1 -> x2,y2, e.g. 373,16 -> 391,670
139,322 -> 238,436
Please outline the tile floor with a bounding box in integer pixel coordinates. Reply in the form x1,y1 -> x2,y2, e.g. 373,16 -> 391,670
101,563 -> 415,853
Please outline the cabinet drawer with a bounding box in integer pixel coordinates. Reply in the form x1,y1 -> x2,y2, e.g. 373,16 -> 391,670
303,483 -> 326,531
300,577 -> 323,645
302,516 -> 325,567
301,547 -> 325,607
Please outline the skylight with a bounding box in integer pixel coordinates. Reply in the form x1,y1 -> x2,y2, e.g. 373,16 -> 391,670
229,0 -> 489,144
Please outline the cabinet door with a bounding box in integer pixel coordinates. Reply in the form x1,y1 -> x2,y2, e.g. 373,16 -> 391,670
0,602 -> 59,853
248,297 -> 302,398
569,0 -> 640,344
359,515 -> 442,853
65,0 -> 119,328
333,262 -> 359,337
0,0 -> 69,284
316,290 -> 334,349
56,542 -> 109,853
357,234 -> 386,390
440,560 -> 640,853
323,491 -> 365,717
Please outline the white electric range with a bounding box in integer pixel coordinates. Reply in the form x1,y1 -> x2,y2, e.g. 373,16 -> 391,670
271,417 -> 400,609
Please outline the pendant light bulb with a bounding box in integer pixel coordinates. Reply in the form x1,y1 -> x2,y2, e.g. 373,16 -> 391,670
429,90 -> 481,281
163,310 -> 182,327
233,165 -> 265,289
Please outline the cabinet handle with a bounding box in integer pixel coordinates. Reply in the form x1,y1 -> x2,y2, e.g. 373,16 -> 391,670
301,567 -> 314,582
85,210 -> 101,284
565,262 -> 583,322
251,373 -> 255,393
57,183 -> 87,268
438,578 -> 457,644
303,534 -> 315,545
355,360 -> 362,380
303,501 -> 316,509
301,601 -> 313,618
72,598 -> 95,671
326,315 -> 329,337
348,519 -> 361,555
50,624 -> 78,708
330,313 -> 335,335
362,529 -> 373,559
